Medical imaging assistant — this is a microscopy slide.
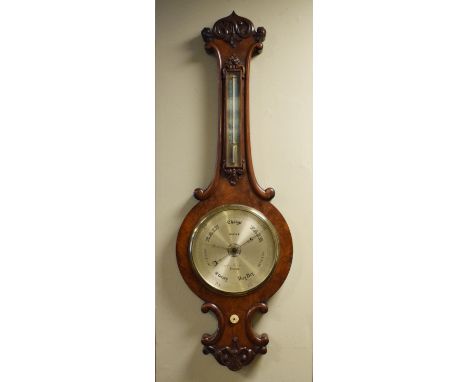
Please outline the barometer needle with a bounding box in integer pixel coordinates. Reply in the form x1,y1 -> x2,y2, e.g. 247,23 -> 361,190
239,236 -> 255,248
239,229 -> 264,248
210,255 -> 229,266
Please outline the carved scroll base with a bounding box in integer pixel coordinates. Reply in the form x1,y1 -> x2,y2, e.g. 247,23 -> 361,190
203,337 -> 265,371
200,302 -> 269,371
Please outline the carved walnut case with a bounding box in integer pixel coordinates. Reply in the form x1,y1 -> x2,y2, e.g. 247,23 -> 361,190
176,12 -> 293,371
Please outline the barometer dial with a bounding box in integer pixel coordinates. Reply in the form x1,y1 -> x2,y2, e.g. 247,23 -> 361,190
189,204 -> 279,294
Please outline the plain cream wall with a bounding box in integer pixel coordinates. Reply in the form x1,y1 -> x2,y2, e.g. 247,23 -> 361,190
156,1 -> 312,381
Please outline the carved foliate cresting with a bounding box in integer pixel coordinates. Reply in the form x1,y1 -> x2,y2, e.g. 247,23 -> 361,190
201,11 -> 266,47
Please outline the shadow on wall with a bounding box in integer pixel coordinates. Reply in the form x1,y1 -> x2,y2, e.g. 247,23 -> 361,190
185,34 -> 218,181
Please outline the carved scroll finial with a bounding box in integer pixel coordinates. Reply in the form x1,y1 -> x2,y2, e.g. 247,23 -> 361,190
201,12 -> 266,47
254,26 -> 266,43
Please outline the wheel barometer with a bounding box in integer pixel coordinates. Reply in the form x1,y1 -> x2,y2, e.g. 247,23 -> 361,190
176,12 -> 293,371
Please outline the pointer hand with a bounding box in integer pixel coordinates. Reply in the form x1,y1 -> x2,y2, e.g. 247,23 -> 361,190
210,254 -> 229,266
239,236 -> 255,248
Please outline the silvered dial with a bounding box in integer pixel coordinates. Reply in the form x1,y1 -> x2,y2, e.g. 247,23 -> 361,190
189,204 -> 279,294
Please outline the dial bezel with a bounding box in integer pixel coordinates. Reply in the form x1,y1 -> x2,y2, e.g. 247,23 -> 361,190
189,203 -> 280,296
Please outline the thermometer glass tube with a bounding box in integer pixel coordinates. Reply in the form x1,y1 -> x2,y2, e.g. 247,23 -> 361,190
226,72 -> 241,167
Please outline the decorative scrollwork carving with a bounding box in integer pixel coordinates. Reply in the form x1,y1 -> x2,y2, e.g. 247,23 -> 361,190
201,303 -> 271,370
223,168 -> 244,185
201,303 -> 225,346
225,55 -> 241,69
222,160 -> 245,185
201,11 -> 266,47
254,26 -> 266,43
222,55 -> 245,79
246,303 -> 270,354
203,336 -> 257,371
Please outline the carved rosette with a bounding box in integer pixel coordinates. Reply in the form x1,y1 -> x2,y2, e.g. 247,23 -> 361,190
201,11 -> 266,47
225,55 -> 241,68
222,160 -> 245,185
222,55 -> 245,79
223,167 -> 244,185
